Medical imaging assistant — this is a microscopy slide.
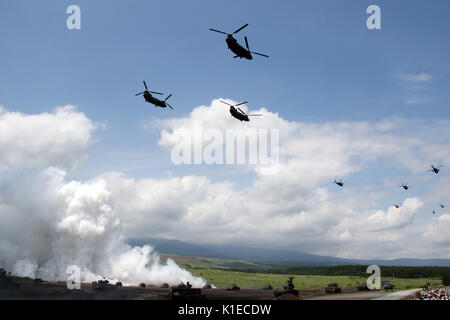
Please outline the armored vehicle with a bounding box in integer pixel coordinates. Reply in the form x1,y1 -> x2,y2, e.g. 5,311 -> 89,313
325,283 -> 342,294
171,282 -> 206,301
226,283 -> 240,291
274,277 -> 299,297
92,279 -> 118,290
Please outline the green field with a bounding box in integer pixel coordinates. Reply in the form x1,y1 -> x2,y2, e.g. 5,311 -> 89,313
159,254 -> 445,290
160,254 -> 446,290
186,268 -> 442,290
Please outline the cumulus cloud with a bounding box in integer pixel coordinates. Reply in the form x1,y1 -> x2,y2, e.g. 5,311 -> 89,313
0,105 -> 96,172
1,99 -> 449,277
136,99 -> 450,258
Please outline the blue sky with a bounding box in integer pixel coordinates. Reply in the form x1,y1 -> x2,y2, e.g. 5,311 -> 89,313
1,1 -> 449,178
1,0 -> 450,258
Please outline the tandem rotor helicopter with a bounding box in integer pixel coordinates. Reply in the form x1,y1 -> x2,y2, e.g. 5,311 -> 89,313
399,182 -> 410,190
220,100 -> 262,122
428,164 -> 443,174
209,24 -> 269,60
135,81 -> 173,109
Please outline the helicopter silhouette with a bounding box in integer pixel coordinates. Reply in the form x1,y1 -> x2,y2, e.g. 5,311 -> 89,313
433,210 -> 437,215
220,101 -> 262,122
135,81 -> 173,109
209,24 -> 269,60
428,164 -> 442,174
334,179 -> 344,187
439,204 -> 445,209
392,205 -> 400,209
399,182 -> 410,190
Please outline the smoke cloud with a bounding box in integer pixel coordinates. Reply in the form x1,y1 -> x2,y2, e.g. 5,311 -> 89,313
0,105 -> 204,286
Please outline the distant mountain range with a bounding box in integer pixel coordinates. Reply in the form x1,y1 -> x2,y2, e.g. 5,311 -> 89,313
127,237 -> 450,267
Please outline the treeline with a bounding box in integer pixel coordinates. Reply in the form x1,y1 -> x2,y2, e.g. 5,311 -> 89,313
221,265 -> 450,279
268,265 -> 450,279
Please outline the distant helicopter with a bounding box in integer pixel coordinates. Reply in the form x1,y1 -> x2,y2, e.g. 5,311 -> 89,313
392,205 -> 400,209
428,164 -> 442,174
135,81 -> 173,109
399,182 -> 410,190
438,204 -> 445,209
220,100 -> 262,122
334,179 -> 344,187
433,210 -> 436,215
209,24 -> 269,60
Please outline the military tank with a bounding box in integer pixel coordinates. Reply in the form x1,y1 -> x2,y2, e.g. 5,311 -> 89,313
0,268 -> 19,288
263,284 -> 273,290
171,282 -> 206,301
325,282 -> 342,294
357,283 -> 369,291
274,277 -> 299,297
226,283 -> 240,291
92,279 -> 118,290
202,283 -> 212,289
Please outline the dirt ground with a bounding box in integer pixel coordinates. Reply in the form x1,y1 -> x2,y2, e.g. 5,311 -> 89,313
1,278 -> 413,300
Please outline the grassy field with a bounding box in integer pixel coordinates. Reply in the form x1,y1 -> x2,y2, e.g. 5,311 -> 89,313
161,254 -> 444,290
186,268 -> 442,291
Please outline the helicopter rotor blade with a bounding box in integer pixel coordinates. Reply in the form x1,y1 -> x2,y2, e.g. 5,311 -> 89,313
220,100 -> 233,106
143,81 -> 148,90
251,51 -> 269,58
244,36 -> 250,50
150,91 -> 163,95
237,107 -> 247,115
233,24 -> 248,34
209,28 -> 228,35
235,101 -> 248,106
166,102 -> 173,110
165,94 -> 172,101
135,92 -> 145,96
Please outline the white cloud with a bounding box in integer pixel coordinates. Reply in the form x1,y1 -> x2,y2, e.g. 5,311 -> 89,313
398,73 -> 434,83
130,100 -> 450,258
1,100 -> 450,276
0,105 -> 96,172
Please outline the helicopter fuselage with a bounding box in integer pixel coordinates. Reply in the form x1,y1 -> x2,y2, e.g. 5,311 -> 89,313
226,36 -> 252,60
230,106 -> 249,121
143,92 -> 167,108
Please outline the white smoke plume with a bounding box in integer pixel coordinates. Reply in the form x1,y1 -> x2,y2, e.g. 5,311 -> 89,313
0,167 -> 204,286
0,105 -> 204,286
